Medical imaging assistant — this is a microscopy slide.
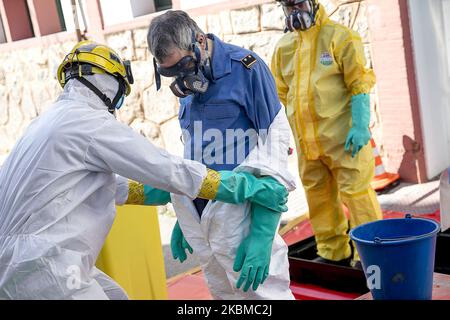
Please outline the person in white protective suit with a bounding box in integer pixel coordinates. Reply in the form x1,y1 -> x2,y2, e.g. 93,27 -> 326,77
0,41 -> 289,299
143,10 -> 297,299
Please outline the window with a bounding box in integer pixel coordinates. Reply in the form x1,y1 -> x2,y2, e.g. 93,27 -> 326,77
0,0 -> 80,43
0,14 -> 6,43
154,0 -> 172,12
130,0 -> 155,18
59,0 -> 87,33
33,0 -> 66,36
3,0 -> 34,41
129,0 -> 173,17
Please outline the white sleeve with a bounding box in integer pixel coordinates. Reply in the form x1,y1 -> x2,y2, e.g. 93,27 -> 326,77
115,175 -> 129,205
85,119 -> 207,199
236,108 -> 297,192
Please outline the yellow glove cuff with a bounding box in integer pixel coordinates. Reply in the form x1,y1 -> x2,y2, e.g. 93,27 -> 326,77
126,180 -> 145,205
198,169 -> 221,200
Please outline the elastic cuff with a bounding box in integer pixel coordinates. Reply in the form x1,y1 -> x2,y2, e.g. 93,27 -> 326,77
197,169 -> 221,200
351,86 -> 371,96
115,175 -> 130,205
125,180 -> 145,205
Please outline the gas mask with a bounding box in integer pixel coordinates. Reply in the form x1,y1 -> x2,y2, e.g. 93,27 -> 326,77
278,0 -> 318,33
154,35 -> 213,98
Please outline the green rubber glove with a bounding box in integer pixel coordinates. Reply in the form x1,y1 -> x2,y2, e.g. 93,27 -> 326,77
214,171 -> 288,212
143,185 -> 171,205
345,93 -> 371,158
170,221 -> 193,263
233,203 -> 282,292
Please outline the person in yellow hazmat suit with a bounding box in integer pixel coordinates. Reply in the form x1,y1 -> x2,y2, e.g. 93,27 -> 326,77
0,41 -> 289,299
271,0 -> 383,266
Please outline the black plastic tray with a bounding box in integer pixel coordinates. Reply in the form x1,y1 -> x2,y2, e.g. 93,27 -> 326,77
288,229 -> 450,294
288,237 -> 368,294
435,229 -> 450,274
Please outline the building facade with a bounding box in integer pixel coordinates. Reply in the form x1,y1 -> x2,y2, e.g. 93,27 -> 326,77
0,0 -> 449,183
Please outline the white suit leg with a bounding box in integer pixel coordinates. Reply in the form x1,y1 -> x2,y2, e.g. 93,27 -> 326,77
171,109 -> 296,300
92,268 -> 129,300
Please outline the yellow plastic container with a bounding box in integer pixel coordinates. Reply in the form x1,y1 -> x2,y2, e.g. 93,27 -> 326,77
96,205 -> 168,300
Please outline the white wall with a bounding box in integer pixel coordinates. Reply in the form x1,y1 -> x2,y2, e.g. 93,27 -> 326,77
99,0 -> 134,26
130,0 -> 156,18
179,0 -> 227,10
99,0 -> 157,26
408,0 -> 450,179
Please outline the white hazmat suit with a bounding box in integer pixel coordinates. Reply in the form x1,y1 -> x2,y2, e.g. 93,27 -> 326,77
0,74 -> 207,299
172,109 -> 296,300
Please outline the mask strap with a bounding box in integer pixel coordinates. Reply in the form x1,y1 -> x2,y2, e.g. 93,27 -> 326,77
76,75 -> 125,114
312,0 -> 319,15
76,77 -> 114,114
153,57 -> 162,91
298,11 -> 306,30
197,33 -> 214,81
191,30 -> 204,72
191,43 -> 202,72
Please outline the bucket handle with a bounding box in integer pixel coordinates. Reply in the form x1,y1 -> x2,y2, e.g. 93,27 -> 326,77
374,235 -> 420,243
373,214 -> 433,244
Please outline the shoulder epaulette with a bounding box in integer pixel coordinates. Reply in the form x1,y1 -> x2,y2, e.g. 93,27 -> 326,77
240,54 -> 257,69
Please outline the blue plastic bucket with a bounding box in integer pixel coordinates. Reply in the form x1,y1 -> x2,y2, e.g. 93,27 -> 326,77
349,215 -> 440,300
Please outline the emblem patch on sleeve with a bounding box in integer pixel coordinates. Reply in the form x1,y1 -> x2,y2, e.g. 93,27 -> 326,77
320,52 -> 333,66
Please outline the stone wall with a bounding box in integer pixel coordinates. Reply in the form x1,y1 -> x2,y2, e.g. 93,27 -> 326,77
0,41 -> 77,164
0,0 -> 379,166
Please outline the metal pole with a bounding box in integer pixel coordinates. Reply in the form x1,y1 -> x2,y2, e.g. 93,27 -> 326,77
77,0 -> 88,34
71,0 -> 84,41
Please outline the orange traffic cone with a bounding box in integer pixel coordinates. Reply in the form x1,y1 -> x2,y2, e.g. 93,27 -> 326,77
370,138 -> 400,191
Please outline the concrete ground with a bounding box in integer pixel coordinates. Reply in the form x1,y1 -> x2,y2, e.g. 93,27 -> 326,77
158,176 -> 443,279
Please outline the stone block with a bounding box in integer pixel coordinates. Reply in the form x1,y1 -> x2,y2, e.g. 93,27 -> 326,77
0,85 -> 8,126
194,15 -> 208,33
133,27 -> 149,49
160,117 -> 184,157
219,11 -> 233,35
106,31 -> 134,61
207,14 -> 223,37
230,6 -> 261,34
142,81 -> 178,125
224,31 -> 283,63
261,3 -> 284,31
129,118 -> 161,142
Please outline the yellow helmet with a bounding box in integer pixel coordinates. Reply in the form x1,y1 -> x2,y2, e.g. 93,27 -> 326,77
57,41 -> 134,113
